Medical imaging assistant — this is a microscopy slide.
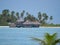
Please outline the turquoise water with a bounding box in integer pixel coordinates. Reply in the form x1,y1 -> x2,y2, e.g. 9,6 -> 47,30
0,27 -> 60,45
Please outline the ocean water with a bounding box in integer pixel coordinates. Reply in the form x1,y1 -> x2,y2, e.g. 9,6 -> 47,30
0,27 -> 60,45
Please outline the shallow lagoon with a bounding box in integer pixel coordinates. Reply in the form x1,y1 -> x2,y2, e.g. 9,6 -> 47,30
0,27 -> 60,45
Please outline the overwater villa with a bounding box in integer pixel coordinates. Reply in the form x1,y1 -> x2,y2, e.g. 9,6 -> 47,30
23,20 -> 40,27
9,18 -> 40,27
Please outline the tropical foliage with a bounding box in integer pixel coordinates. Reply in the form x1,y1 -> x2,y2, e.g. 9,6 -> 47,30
0,9 -> 53,26
31,33 -> 60,45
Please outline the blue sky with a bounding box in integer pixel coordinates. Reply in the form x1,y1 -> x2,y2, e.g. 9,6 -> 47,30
0,0 -> 60,24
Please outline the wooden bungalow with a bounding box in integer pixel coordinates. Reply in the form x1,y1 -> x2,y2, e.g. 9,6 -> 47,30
9,19 -> 40,27
15,18 -> 24,27
9,23 -> 16,27
23,20 -> 40,27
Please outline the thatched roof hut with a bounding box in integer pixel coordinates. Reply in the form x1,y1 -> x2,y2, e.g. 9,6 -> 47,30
23,20 -> 40,27
23,20 -> 40,24
9,23 -> 16,27
16,18 -> 24,22
15,18 -> 24,27
9,19 -> 40,27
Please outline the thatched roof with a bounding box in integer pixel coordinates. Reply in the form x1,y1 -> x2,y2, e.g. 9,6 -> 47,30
16,18 -> 24,22
10,23 -> 16,27
23,20 -> 40,25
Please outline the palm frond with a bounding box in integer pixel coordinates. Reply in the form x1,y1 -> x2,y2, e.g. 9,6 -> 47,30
30,37 -> 42,41
52,33 -> 57,39
52,39 -> 60,45
55,39 -> 60,44
30,37 -> 46,45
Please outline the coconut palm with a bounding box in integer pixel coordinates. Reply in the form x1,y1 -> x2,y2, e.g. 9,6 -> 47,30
16,12 -> 20,19
11,11 -> 16,22
2,9 -> 9,16
38,12 -> 42,22
50,16 -> 53,24
2,9 -> 10,21
41,13 -> 48,24
42,13 -> 48,21
31,33 -> 60,45
11,11 -> 15,16
50,16 -> 53,20
21,10 -> 25,18
11,11 -> 15,19
38,12 -> 41,20
26,12 -> 37,21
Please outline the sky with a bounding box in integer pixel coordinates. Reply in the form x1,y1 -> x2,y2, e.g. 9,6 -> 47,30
0,0 -> 60,24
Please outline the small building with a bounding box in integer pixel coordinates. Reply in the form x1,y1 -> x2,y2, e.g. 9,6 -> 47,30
9,18 -> 40,27
23,20 -> 40,27
15,18 -> 24,27
9,23 -> 16,27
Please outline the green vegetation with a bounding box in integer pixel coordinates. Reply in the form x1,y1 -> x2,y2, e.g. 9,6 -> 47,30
0,9 -> 17,26
31,33 -> 60,45
41,24 -> 60,27
0,9 -> 60,27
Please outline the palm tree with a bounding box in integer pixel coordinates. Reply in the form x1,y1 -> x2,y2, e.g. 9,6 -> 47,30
26,12 -> 32,21
2,9 -> 9,21
11,11 -> 16,22
16,12 -> 20,19
38,12 -> 42,22
21,10 -> 25,18
42,13 -> 48,24
50,16 -> 53,24
31,33 -> 60,45
42,13 -> 48,21
11,11 -> 15,16
11,11 -> 15,19
50,16 -> 53,20
26,12 -> 37,21
2,9 -> 9,16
